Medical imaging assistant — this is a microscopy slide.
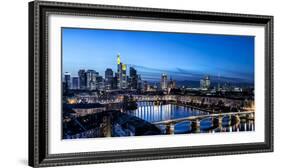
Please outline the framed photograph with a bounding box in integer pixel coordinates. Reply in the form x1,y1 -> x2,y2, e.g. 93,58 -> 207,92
28,0 -> 274,167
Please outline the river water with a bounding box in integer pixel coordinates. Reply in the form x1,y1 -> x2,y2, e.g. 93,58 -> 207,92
126,101 -> 255,134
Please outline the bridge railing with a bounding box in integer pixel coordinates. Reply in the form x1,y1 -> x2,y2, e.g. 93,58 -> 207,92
152,111 -> 254,125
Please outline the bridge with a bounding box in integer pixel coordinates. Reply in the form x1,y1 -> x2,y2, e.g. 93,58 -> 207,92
152,111 -> 254,134
73,94 -> 254,111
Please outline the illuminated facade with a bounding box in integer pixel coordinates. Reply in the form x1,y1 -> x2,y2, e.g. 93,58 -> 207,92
129,67 -> 138,89
200,75 -> 211,90
78,69 -> 87,90
161,73 -> 168,90
117,54 -> 122,89
64,72 -> 71,90
72,77 -> 79,89
105,68 -> 113,90
117,54 -> 127,89
86,70 -> 98,90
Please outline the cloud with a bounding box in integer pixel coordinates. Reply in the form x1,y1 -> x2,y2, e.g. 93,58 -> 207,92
128,64 -> 253,84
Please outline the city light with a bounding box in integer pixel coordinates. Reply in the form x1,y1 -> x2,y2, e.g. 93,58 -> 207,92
61,28 -> 255,139
62,53 -> 255,139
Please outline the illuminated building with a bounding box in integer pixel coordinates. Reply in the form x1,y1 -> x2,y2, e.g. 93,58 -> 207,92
105,68 -> 113,90
129,67 -> 138,89
78,69 -> 87,90
72,77 -> 79,89
116,54 -> 127,89
161,73 -> 168,90
65,103 -> 106,117
168,77 -> 176,89
121,64 -> 127,89
96,75 -> 105,90
147,84 -> 157,92
200,75 -> 211,90
167,77 -> 176,94
112,73 -> 118,89
117,54 -> 122,89
143,81 -> 148,92
137,75 -> 142,90
86,70 -> 98,90
64,72 -> 71,90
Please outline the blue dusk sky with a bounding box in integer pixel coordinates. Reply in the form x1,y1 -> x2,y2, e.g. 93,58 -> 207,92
62,28 -> 254,84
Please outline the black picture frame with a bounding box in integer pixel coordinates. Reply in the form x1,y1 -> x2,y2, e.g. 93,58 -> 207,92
28,0 -> 274,167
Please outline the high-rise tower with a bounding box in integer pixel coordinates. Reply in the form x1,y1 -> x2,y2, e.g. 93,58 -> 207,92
78,69 -> 87,90
116,53 -> 127,89
129,67 -> 138,89
105,68 -> 113,90
117,54 -> 122,89
64,72 -> 71,90
200,75 -> 211,90
161,73 -> 168,90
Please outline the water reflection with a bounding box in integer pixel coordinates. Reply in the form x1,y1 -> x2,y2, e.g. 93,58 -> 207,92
128,102 -> 207,123
126,102 -> 255,134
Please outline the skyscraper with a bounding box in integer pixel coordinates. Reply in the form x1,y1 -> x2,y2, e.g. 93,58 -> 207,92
129,67 -> 138,89
168,77 -> 176,89
96,75 -> 105,90
105,68 -> 113,90
121,64 -> 127,89
72,77 -> 79,89
112,73 -> 118,89
116,54 -> 127,89
86,70 -> 98,90
200,75 -> 211,90
117,54 -> 122,89
143,81 -> 148,92
64,72 -> 71,90
78,69 -> 87,90
161,73 -> 168,90
137,74 -> 142,90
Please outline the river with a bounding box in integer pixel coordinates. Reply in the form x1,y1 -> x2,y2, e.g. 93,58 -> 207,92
126,101 -> 255,134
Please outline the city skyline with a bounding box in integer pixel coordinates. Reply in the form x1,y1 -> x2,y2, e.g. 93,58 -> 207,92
63,54 -> 250,92
62,28 -> 255,84
62,28 -> 255,139
62,56 -> 253,86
